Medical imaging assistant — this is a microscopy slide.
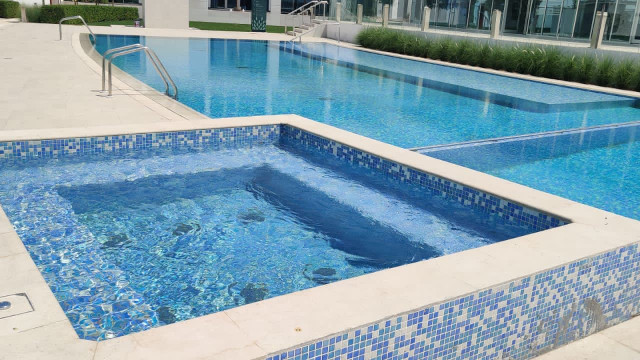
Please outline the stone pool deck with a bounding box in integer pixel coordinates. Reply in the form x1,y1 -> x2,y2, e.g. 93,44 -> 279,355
1,19 -> 640,360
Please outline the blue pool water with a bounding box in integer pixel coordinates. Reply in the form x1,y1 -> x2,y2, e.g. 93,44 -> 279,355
0,139 -> 534,340
424,123 -> 640,220
94,36 -> 640,148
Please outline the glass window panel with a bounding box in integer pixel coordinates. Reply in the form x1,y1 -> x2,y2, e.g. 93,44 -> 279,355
469,0 -> 493,28
449,0 -> 471,27
503,0 -> 529,33
609,0 -> 636,41
542,0 -> 562,35
433,0 -> 453,26
528,0 -> 548,34
281,0 -> 295,12
557,0 -> 577,36
573,0 -> 597,38
635,12 -> 640,42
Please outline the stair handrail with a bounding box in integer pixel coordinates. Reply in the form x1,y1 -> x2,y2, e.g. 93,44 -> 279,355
102,45 -> 178,99
287,0 -> 326,15
284,1 -> 329,38
59,15 -> 96,43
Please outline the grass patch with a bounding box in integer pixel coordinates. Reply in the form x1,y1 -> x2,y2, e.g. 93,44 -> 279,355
189,21 -> 285,33
356,27 -> 640,91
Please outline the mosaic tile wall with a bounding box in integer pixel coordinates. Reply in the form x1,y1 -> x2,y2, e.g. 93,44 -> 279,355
0,125 -> 280,161
280,125 -> 567,233
263,243 -> 640,360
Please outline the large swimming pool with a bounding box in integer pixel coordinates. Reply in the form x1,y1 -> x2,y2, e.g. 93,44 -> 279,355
94,35 -> 640,148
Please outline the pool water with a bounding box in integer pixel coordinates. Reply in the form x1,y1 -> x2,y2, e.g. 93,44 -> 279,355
424,123 -> 640,220
94,36 -> 640,148
0,140 -> 533,340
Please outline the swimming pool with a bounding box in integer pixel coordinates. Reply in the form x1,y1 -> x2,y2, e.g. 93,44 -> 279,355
423,122 -> 640,220
93,35 -> 640,148
0,124 -> 563,340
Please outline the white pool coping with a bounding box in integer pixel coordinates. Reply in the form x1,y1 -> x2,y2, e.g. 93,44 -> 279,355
1,22 -> 640,360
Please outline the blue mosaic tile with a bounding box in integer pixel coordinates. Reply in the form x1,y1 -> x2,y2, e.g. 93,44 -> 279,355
263,243 -> 640,360
0,125 -> 280,161
280,125 -> 567,233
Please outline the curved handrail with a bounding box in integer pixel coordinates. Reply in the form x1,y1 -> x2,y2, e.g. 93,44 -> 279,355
102,43 -> 144,91
59,15 -> 96,43
106,46 -> 178,99
145,48 -> 178,100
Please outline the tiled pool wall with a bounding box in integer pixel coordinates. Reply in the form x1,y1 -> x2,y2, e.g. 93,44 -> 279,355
263,242 -> 640,360
0,125 -> 281,161
279,125 -> 565,233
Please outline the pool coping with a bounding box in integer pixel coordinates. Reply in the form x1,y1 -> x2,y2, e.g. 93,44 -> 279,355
2,28 -> 640,360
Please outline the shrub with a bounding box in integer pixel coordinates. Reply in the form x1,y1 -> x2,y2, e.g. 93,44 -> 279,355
39,5 -> 138,24
24,5 -> 42,22
0,0 -> 20,19
356,27 -> 640,91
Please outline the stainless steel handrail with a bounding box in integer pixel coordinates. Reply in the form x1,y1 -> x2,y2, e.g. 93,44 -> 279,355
287,0 -> 325,15
102,43 -> 144,91
104,45 -> 178,99
285,1 -> 328,39
59,15 -> 96,43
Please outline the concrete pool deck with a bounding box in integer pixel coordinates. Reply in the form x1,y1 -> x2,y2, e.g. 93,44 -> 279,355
1,19 -> 640,360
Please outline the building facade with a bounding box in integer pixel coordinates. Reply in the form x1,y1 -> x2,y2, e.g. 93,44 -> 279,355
188,0 -> 639,44
377,0 -> 640,43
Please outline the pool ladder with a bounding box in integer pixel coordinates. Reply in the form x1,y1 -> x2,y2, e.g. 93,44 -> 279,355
59,15 -> 96,44
101,44 -> 178,100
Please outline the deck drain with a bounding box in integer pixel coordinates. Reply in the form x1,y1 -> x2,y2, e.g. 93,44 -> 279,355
0,294 -> 34,319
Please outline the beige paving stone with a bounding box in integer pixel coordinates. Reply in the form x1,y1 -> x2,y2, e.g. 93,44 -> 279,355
94,311 -> 266,360
0,208 -> 14,234
600,316 -> 640,353
0,231 -> 27,259
0,320 -> 96,360
535,333 -> 640,360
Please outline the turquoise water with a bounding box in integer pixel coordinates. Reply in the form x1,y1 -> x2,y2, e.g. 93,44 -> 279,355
94,35 -> 640,148
424,124 -> 640,220
0,141 -> 532,340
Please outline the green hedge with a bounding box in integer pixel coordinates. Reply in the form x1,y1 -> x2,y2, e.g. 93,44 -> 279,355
356,27 -> 640,91
39,5 -> 138,24
0,1 -> 21,19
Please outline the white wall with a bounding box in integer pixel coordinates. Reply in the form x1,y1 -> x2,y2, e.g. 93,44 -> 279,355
14,0 -> 46,5
325,22 -> 362,43
189,0 -> 282,26
143,0 -> 189,28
